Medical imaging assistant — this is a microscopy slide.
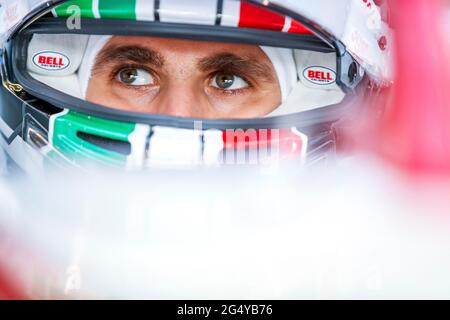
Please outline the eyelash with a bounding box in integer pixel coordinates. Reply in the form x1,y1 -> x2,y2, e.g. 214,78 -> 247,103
211,86 -> 248,97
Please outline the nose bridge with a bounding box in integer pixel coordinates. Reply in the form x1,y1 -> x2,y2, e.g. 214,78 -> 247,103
159,84 -> 196,117
157,79 -> 204,118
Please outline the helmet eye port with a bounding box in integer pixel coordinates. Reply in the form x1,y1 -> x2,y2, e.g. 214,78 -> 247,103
348,62 -> 358,84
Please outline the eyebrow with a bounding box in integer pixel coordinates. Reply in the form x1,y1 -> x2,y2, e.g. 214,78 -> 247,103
198,53 -> 276,83
92,45 -> 165,75
92,46 -> 275,83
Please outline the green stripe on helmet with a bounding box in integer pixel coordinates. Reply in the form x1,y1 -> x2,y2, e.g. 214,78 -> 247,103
54,0 -> 96,19
54,0 -> 138,20
98,0 -> 137,20
51,110 -> 137,166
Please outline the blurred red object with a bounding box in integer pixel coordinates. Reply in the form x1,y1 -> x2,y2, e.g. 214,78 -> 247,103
378,0 -> 450,177
0,264 -> 27,300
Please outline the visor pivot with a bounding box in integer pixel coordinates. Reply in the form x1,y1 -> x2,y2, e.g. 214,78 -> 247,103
378,36 -> 387,51
5,81 -> 23,93
348,62 -> 358,84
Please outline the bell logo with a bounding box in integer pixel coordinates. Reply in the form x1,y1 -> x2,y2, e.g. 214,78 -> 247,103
33,51 -> 70,71
303,66 -> 336,85
38,55 -> 64,66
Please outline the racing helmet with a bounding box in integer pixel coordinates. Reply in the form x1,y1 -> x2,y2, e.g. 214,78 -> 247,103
0,0 -> 392,174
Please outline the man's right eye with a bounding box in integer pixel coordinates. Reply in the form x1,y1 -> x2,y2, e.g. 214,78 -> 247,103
117,68 -> 154,86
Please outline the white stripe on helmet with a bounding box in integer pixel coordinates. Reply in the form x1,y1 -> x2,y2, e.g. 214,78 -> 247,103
158,0 -> 218,25
136,0 -> 155,22
221,0 -> 241,27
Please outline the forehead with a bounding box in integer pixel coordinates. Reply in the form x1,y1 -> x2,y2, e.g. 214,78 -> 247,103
104,35 -> 271,60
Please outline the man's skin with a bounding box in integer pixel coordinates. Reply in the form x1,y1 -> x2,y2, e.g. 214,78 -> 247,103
86,36 -> 282,119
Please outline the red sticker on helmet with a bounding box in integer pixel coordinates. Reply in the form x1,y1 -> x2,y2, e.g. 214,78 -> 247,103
32,51 -> 70,71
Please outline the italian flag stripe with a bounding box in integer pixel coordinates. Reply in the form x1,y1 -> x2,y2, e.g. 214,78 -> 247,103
98,0 -> 137,20
221,0 -> 240,27
53,0 -> 95,18
52,0 -> 312,34
53,0 -> 138,20
51,110 -> 137,166
238,1 -> 285,32
289,19 -> 313,35
135,0 -> 155,22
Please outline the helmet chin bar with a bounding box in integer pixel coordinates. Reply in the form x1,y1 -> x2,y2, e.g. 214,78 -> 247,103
22,108 -> 338,171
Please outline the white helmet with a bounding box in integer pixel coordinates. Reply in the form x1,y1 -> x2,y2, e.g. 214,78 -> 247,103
0,0 -> 392,174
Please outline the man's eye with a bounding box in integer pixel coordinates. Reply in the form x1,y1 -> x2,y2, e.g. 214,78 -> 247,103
211,73 -> 249,90
117,68 -> 154,86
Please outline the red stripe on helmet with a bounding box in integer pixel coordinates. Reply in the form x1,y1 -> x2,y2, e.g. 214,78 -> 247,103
288,19 -> 313,35
238,2 -> 285,32
238,2 -> 312,35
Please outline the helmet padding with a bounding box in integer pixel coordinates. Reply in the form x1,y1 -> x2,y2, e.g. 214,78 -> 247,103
27,34 -> 89,77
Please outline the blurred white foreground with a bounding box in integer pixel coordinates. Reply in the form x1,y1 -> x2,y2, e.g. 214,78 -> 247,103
1,158 -> 450,299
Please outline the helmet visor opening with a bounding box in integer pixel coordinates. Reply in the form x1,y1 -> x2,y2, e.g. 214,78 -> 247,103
8,0 -> 364,125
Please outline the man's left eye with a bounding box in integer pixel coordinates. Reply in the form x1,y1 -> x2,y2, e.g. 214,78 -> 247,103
211,73 -> 249,90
